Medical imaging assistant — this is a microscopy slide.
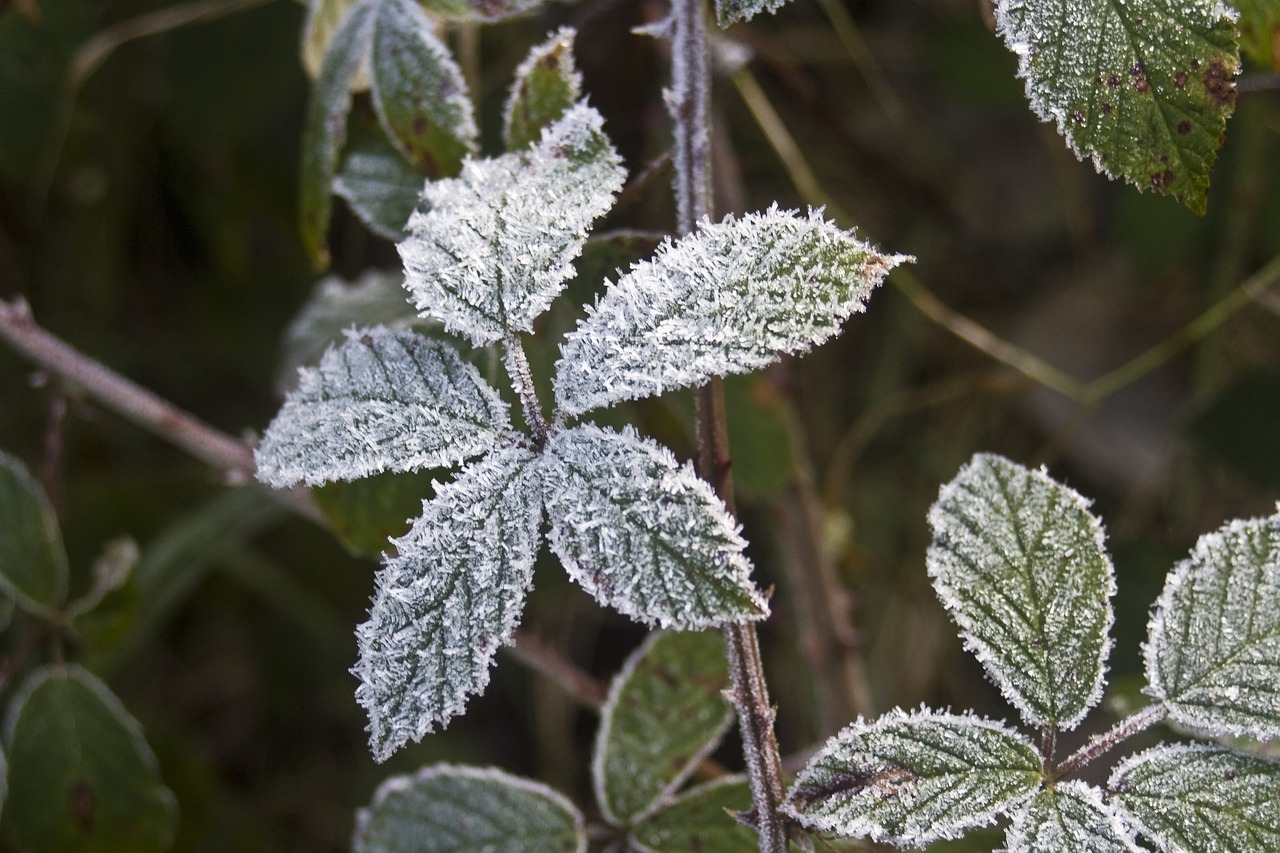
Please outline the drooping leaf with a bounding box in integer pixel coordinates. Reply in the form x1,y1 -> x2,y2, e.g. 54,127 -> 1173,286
541,424 -> 767,629
783,709 -> 1042,847
369,0 -> 476,178
927,453 -> 1114,730
301,0 -> 362,80
1110,744 -> 1280,852
354,764 -> 585,853
503,27 -> 582,151
334,113 -> 427,241
354,445 -> 542,761
313,468 -> 441,557
994,0 -> 1239,214
628,778 -> 758,853
69,537 -> 140,653
554,207 -> 909,418
1235,0 -> 1280,69
419,0 -> 549,22
1004,781 -> 1139,853
714,0 -> 794,27
593,630 -> 733,823
3,666 -> 177,853
300,0 -> 376,268
256,326 -> 510,488
399,104 -> 625,346
1144,510 -> 1280,740
0,450 -> 68,614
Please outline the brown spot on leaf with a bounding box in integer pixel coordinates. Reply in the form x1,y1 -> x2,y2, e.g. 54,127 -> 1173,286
1151,169 -> 1176,189
1174,71 -> 1189,89
1107,74 -> 1122,87
1129,61 -> 1150,94
1202,58 -> 1237,109
412,116 -> 428,137
1178,120 -> 1192,134
1101,103 -> 1113,116
70,780 -> 96,829
1191,59 -> 1201,70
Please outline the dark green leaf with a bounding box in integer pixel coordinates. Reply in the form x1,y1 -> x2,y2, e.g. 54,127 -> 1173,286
334,113 -> 425,241
312,467 -> 439,557
629,778 -> 757,853
724,373 -> 795,499
0,450 -> 68,614
504,27 -> 582,151
1004,781 -> 1138,852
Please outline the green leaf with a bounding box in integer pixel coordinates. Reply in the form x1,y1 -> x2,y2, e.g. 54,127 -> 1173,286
419,0 -> 550,22
3,666 -> 177,853
629,778 -> 758,853
927,453 -> 1114,730
354,764 -> 585,852
0,450 -> 68,614
256,327 -> 511,488
354,446 -> 542,760
1235,0 -> 1280,69
69,538 -> 140,653
1144,510 -> 1280,740
594,631 -> 733,823
995,0 -> 1239,213
312,468 -> 440,557
301,0 -> 362,80
714,0 -> 794,26
503,27 -> 582,151
784,709 -> 1042,847
300,0 -> 376,269
1004,781 -> 1139,852
1110,744 -> 1280,852
542,424 -> 768,629
334,112 -> 426,241
724,373 -> 795,499
369,0 -> 476,178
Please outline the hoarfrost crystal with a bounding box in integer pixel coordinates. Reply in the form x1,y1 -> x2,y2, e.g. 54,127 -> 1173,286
1004,781 -> 1138,853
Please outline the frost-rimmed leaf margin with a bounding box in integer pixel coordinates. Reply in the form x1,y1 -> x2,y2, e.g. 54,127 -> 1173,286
783,708 -> 1042,847
353,444 -> 542,761
592,630 -> 733,824
503,27 -> 582,152
256,326 -> 510,488
333,115 -> 427,241
1143,509 -> 1280,740
541,424 -> 767,629
1109,743 -> 1280,852
1004,780 -> 1139,853
554,206 -> 910,418
0,450 -> 69,614
398,103 -> 625,347
927,453 -> 1114,731
353,763 -> 586,853
713,0 -> 794,27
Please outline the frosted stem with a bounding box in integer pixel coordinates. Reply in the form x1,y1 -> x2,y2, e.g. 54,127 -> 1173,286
1053,702 -> 1168,781
504,335 -> 547,445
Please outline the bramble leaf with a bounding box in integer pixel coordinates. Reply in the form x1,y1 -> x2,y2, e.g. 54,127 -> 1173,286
995,0 -> 1239,214
554,207 -> 908,418
1110,744 -> 1280,852
593,631 -> 732,823
313,469 -> 441,557
927,453 -> 1114,730
714,0 -> 794,27
628,778 -> 758,853
1004,781 -> 1139,853
257,327 -> 509,488
354,446 -> 542,761
542,425 -> 767,629
0,450 -> 68,614
301,0 -> 362,80
334,113 -> 427,240
399,104 -> 624,346
354,764 -> 585,852
1144,510 -> 1280,740
784,708 -> 1042,847
504,28 -> 582,151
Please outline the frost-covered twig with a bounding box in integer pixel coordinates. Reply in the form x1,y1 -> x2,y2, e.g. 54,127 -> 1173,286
1053,703 -> 1168,782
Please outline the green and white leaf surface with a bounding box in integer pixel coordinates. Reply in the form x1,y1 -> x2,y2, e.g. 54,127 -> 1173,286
628,778 -> 758,853
995,0 -> 1239,213
714,0 -> 794,26
1004,781 -> 1138,853
334,114 -> 426,240
927,453 -> 1114,730
503,27 -> 582,152
0,450 -> 67,614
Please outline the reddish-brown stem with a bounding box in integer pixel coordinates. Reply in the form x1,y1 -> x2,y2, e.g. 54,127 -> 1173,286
1052,703 -> 1168,781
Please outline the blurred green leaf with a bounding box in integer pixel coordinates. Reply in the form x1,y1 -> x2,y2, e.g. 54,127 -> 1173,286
724,373 -> 795,499
302,0 -> 362,80
503,27 -> 582,151
70,537 -> 140,653
629,778 -> 757,853
334,112 -> 426,241
1184,368 -> 1280,491
312,467 -> 440,557
1235,0 -> 1280,70
3,665 -> 177,853
0,450 -> 68,615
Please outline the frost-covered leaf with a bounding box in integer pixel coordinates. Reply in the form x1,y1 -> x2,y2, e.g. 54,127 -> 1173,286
784,709 -> 1042,847
419,0 -> 549,22
369,0 -> 476,178
354,446 -> 542,760
399,104 -> 624,346
594,630 -> 732,823
628,778 -> 757,853
1110,743 -> 1280,852
927,453 -> 1114,730
300,0 -> 376,268
3,665 -> 177,852
1236,0 -> 1280,69
301,0 -> 362,80
354,764 -> 585,853
542,424 -> 766,628
257,327 -> 509,488
1004,781 -> 1138,853
503,28 -> 582,151
714,0 -> 794,27
995,0 -> 1239,214
554,207 -> 908,418
0,450 -> 67,615
334,113 -> 426,241
1144,510 -> 1280,740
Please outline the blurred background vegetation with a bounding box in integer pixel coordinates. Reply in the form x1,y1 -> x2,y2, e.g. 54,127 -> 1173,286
1,0 -> 1278,848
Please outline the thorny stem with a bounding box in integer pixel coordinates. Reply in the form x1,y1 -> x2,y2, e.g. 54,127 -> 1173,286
503,334 -> 547,445
670,1 -> 789,850
1052,702 -> 1168,782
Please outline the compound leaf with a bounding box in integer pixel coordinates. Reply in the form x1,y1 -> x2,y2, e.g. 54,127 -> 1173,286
628,778 -> 757,853
995,0 -> 1239,214
784,709 -> 1042,847
3,665 -> 176,853
714,0 -> 794,27
1110,744 -> 1280,852
257,326 -> 510,488
593,631 -> 733,823
927,453 -> 1114,731
1144,510 -> 1280,740
399,104 -> 624,346
542,424 -> 767,629
554,207 -> 908,418
1004,781 -> 1139,853
354,445 -> 542,761
334,113 -> 426,241
0,450 -> 67,614
503,27 -> 582,151
354,764 -> 585,853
